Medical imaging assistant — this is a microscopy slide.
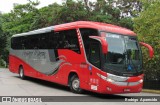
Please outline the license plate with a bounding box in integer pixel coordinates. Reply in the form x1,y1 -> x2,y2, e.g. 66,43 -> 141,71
124,89 -> 130,92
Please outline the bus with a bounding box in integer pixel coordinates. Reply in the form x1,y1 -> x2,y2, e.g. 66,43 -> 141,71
9,21 -> 153,94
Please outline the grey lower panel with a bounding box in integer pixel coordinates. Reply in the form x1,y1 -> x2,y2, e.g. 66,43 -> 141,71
10,49 -> 64,75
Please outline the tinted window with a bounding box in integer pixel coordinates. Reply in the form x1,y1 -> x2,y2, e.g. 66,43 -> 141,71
89,40 -> 101,68
79,28 -> 99,59
11,29 -> 80,53
56,29 -> 80,53
79,28 -> 101,68
11,37 -> 24,49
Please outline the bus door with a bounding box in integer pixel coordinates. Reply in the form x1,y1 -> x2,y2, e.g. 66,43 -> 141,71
88,40 -> 101,91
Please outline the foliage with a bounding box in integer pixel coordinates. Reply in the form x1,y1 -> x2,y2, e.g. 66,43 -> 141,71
0,13 -> 8,67
1,1 -> 39,36
134,0 -> 160,80
116,0 -> 142,17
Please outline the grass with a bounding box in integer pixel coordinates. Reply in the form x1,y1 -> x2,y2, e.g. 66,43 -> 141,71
0,66 -> 7,68
0,66 -> 5,68
142,89 -> 160,94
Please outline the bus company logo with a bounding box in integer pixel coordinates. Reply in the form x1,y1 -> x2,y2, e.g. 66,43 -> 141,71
23,50 -> 46,59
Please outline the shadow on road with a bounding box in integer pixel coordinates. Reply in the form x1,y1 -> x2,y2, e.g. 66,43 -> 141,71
13,76 -> 129,100
14,76 -> 70,91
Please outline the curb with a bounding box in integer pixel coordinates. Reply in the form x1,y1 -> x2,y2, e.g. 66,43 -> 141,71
142,89 -> 160,94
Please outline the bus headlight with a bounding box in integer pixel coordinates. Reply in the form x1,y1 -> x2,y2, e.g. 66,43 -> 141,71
138,79 -> 143,83
97,73 -> 115,83
97,73 -> 106,80
106,78 -> 115,83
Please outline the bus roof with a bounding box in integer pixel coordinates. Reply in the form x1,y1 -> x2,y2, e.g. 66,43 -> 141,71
12,21 -> 136,37
12,26 -> 54,37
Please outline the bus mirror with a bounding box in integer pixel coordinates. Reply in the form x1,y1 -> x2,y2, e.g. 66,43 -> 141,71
89,36 -> 108,54
139,42 -> 154,58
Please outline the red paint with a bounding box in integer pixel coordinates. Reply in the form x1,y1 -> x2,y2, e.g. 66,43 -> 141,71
54,21 -> 136,36
140,42 -> 154,58
127,75 -> 143,82
9,21 -> 153,94
89,36 -> 108,54
9,53 -> 143,94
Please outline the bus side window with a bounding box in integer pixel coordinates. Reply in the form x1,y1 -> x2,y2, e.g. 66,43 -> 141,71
11,38 -> 16,49
12,37 -> 23,50
89,41 -> 101,69
79,28 -> 99,60
48,32 -> 58,49
57,29 -> 80,54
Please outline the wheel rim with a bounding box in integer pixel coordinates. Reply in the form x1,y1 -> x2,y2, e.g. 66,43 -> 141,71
20,68 -> 23,78
72,79 -> 80,90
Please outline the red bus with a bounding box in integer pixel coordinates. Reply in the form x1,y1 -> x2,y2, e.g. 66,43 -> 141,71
9,21 -> 153,94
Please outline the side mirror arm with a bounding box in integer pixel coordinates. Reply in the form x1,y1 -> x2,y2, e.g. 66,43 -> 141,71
139,42 -> 154,58
89,36 -> 108,54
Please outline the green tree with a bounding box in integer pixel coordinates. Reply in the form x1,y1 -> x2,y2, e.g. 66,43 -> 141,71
1,0 -> 39,36
134,0 -> 160,80
58,0 -> 133,29
0,13 -> 7,67
0,0 -> 39,66
89,0 -> 120,23
116,0 -> 142,17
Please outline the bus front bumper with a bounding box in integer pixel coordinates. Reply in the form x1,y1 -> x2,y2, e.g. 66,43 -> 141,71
97,81 -> 143,94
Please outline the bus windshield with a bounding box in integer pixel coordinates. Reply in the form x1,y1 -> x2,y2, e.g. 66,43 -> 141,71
103,33 -> 143,76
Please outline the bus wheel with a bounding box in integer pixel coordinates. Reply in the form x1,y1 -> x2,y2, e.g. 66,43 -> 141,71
19,66 -> 25,79
70,75 -> 83,94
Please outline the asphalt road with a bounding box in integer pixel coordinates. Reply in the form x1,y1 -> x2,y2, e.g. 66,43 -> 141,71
0,68 -> 159,105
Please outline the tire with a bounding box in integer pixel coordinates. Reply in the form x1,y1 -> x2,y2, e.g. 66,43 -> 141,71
69,75 -> 83,94
19,66 -> 25,79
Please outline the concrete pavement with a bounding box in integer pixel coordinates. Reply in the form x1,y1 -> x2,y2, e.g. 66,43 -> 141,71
0,68 -> 159,105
